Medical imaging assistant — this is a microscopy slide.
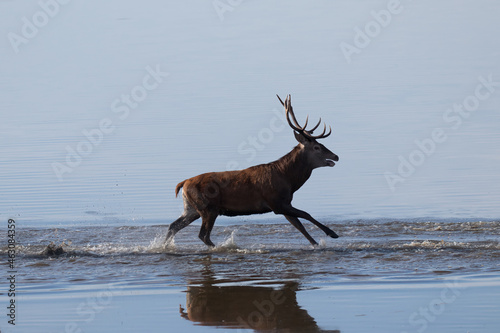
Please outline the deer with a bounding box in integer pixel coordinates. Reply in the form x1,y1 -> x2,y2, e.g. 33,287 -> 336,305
165,94 -> 339,247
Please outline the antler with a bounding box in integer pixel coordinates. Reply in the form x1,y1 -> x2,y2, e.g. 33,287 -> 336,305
276,94 -> 331,140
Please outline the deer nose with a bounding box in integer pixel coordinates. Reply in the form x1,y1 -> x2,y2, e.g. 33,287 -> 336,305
333,154 -> 339,162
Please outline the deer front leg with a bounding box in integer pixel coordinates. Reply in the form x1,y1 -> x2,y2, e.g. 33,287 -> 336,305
276,204 -> 339,239
284,215 -> 318,245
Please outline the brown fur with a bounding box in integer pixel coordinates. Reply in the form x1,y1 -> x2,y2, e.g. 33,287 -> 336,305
178,145 -> 312,217
175,180 -> 186,197
165,95 -> 339,246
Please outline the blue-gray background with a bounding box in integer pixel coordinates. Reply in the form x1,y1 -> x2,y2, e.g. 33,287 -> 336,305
1,0 -> 499,224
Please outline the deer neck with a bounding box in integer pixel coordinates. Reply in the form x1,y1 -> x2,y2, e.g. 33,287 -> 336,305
275,144 -> 313,193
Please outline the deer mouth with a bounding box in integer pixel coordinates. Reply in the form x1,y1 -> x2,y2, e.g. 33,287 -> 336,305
325,159 -> 336,167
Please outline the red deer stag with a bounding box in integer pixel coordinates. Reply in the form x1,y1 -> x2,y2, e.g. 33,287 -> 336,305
165,94 -> 339,247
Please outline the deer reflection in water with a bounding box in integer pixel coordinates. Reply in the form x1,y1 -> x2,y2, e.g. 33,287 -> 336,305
180,281 -> 339,332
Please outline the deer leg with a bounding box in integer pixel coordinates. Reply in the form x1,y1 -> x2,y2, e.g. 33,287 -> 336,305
198,212 -> 218,247
165,199 -> 200,243
165,212 -> 200,243
277,205 -> 338,239
284,215 -> 318,245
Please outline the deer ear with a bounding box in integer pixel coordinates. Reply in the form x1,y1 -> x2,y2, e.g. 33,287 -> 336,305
294,131 -> 309,144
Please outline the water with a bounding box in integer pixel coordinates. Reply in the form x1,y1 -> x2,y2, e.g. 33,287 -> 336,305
10,219 -> 500,284
2,218 -> 500,332
1,0 -> 500,332
1,0 -> 500,222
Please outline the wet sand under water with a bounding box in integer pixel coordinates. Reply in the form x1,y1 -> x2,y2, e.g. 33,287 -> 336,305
1,219 -> 500,332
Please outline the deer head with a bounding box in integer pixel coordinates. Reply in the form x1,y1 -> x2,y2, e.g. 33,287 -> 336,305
277,94 -> 339,168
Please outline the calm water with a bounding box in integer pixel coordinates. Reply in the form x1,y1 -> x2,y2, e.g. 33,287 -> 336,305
1,0 -> 499,223
1,0 -> 500,332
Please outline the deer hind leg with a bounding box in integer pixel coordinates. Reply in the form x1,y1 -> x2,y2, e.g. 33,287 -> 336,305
165,198 -> 200,244
198,211 -> 218,247
284,215 -> 318,246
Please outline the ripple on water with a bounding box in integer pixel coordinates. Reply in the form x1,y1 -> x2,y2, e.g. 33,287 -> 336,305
4,220 -> 499,286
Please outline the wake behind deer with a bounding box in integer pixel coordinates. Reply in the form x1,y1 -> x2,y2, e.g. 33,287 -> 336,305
166,95 -> 339,246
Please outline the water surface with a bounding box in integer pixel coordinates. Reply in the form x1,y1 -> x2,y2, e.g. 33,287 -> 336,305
3,218 -> 500,332
1,0 -> 500,332
1,0 -> 499,222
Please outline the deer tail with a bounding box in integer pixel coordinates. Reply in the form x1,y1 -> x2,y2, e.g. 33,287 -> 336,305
175,180 -> 186,197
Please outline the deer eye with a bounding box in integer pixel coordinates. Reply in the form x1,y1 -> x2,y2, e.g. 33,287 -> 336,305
313,145 -> 321,151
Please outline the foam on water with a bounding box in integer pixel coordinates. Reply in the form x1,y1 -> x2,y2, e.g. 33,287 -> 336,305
2,219 -> 499,288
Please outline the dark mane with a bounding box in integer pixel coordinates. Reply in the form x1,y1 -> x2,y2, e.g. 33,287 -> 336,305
270,145 -> 303,172
270,144 -> 313,192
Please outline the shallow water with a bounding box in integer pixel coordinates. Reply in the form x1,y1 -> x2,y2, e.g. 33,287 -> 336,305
2,218 -> 500,332
8,219 -> 500,285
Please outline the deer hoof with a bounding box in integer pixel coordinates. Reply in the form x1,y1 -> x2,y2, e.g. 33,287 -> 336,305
327,230 -> 339,239
200,235 -> 215,247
